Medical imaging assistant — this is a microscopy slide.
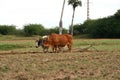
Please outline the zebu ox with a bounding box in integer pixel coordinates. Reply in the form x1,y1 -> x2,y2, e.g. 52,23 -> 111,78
42,33 -> 73,53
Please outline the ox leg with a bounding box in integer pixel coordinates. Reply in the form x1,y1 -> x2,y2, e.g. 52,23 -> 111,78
42,47 -> 45,53
58,46 -> 64,53
54,45 -> 58,53
43,49 -> 45,53
42,46 -> 47,53
55,47 -> 57,53
70,45 -> 72,52
67,44 -> 72,52
46,47 -> 49,53
43,48 -> 46,53
52,47 -> 55,53
52,46 -> 58,53
58,46 -> 61,52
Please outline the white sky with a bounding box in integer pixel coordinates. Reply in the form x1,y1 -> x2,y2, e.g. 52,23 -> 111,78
0,0 -> 120,29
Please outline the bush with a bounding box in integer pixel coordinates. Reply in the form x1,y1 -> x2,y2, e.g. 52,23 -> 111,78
75,9 -> 120,38
23,24 -> 45,36
73,24 -> 87,35
48,27 -> 68,34
0,25 -> 17,35
85,16 -> 120,38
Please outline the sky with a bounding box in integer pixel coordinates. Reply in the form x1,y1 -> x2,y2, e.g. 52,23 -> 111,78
0,0 -> 120,29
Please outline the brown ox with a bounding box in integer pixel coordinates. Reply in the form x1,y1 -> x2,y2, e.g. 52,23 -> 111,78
43,33 -> 73,53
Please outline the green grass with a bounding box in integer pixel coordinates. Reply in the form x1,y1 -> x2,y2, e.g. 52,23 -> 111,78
0,35 -> 38,40
74,39 -> 120,51
0,44 -> 24,50
0,41 -> 35,50
0,35 -> 39,51
0,36 -> 120,51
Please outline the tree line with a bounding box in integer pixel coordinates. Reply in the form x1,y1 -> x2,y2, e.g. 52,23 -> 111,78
0,24 -> 68,36
73,9 -> 120,38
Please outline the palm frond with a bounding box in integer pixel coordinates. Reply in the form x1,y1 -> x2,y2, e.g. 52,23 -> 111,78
68,0 -> 82,8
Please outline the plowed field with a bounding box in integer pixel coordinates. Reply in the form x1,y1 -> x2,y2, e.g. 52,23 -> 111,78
0,39 -> 120,80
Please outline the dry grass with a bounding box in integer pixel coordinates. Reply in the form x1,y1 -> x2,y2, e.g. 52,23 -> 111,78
0,51 -> 120,80
0,38 -> 120,80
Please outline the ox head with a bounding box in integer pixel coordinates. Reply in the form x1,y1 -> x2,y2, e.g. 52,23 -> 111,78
36,38 -> 43,48
35,35 -> 48,48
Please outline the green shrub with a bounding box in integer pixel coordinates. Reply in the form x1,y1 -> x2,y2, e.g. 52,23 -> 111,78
23,24 -> 45,36
0,25 -> 17,35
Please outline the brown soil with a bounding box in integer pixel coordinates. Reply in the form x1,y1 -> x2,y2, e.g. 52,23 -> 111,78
0,50 -> 120,80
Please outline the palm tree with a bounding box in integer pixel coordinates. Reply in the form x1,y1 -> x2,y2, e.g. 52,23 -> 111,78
59,0 -> 66,34
68,0 -> 82,35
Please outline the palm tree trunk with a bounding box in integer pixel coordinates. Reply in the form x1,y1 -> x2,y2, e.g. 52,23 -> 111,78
71,8 -> 75,35
59,0 -> 66,35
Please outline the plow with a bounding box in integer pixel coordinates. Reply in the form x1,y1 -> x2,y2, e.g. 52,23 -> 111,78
0,45 -> 99,55
72,44 -> 99,52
